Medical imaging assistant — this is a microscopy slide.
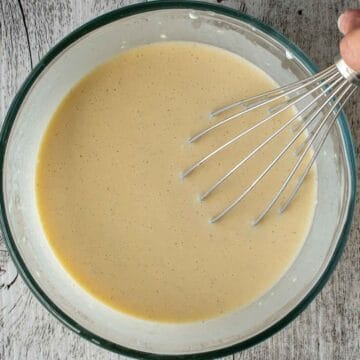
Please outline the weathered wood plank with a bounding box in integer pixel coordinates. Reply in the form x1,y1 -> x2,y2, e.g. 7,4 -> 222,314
0,1 -> 33,359
0,0 -> 359,359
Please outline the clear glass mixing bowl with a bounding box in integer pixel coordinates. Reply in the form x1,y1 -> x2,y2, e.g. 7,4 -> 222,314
0,1 -> 356,358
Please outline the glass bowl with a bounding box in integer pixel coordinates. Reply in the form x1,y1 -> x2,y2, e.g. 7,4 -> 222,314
0,1 -> 356,358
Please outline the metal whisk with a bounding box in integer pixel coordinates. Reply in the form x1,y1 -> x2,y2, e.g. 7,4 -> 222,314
182,57 -> 359,225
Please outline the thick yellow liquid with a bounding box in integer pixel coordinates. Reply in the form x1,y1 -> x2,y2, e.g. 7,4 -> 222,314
36,42 -> 316,322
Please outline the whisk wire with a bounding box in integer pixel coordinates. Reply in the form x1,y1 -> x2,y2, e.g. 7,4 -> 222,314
182,57 -> 359,224
210,79 -> 351,223
210,65 -> 337,117
183,72 -> 343,178
189,67 -> 339,143
252,83 -> 354,225
196,75 -> 345,199
280,87 -> 356,214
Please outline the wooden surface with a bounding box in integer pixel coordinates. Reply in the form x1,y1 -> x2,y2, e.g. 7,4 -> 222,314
0,1 -> 359,359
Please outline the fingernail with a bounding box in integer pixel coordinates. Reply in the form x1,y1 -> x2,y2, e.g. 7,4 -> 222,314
338,13 -> 345,34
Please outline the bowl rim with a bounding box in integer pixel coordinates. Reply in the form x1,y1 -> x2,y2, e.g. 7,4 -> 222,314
0,1 -> 356,359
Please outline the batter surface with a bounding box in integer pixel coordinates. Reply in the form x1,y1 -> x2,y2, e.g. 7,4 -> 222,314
36,42 -> 316,322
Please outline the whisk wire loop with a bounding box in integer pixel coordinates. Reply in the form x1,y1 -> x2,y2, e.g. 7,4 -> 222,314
200,75 -> 346,202
183,57 -> 359,224
210,80 -> 351,224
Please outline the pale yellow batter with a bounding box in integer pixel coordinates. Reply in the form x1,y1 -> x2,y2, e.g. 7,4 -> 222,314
36,42 -> 316,322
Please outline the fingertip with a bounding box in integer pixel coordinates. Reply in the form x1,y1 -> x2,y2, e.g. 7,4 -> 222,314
338,13 -> 346,34
338,9 -> 360,35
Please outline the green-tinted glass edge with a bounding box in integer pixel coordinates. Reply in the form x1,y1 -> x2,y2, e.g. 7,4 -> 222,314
0,1 -> 356,359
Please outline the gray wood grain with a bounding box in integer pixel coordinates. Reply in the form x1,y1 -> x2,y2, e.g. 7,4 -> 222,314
1,0 -> 359,359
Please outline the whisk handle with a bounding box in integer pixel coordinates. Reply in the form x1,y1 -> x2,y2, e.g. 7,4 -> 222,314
335,56 -> 360,86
